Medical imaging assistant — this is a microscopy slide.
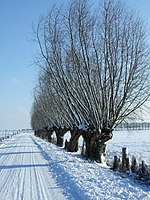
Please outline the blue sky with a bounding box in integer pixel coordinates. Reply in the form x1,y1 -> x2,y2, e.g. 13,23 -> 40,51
0,0 -> 150,130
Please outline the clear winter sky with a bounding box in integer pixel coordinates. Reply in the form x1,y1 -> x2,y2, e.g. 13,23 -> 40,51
0,0 -> 150,130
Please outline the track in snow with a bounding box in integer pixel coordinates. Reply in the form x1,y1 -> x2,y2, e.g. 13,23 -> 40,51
0,133 -> 67,200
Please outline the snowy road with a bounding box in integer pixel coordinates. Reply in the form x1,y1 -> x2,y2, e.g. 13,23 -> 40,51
0,132 -> 150,200
0,133 -> 67,200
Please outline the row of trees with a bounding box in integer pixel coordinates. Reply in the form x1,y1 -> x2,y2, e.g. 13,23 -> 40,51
31,0 -> 150,162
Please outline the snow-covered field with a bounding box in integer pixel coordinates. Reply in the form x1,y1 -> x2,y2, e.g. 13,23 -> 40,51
0,131 -> 149,200
107,130 -> 150,165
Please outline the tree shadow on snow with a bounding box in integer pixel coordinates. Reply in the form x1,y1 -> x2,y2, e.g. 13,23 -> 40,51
0,151 -> 40,156
0,163 -> 49,170
0,145 -> 36,149
32,137 -> 91,200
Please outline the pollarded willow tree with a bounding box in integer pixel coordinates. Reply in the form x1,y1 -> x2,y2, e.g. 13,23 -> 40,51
31,0 -> 150,161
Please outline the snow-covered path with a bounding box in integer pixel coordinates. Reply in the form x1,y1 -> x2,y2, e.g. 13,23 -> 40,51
0,133 -> 67,200
0,132 -> 150,200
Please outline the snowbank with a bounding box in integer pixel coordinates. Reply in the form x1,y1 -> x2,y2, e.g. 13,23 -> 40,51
33,130 -> 150,200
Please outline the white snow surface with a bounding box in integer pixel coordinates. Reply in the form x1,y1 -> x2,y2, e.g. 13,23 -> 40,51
0,133 -> 66,200
107,130 -> 150,165
0,131 -> 150,200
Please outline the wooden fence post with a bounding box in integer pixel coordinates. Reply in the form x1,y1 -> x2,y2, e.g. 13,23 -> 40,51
113,155 -> 120,170
126,157 -> 130,171
122,147 -> 128,172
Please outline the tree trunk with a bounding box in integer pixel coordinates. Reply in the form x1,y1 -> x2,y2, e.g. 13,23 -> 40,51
94,128 -> 113,163
84,138 -> 91,158
83,137 -> 96,159
68,128 -> 82,152
55,127 -> 70,147
95,142 -> 106,163
47,128 -> 54,142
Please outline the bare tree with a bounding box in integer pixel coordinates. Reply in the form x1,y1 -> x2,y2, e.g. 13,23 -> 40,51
31,0 -> 150,162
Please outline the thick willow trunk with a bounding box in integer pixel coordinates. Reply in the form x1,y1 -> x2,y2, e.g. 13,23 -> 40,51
67,125 -> 113,163
46,128 -> 54,142
67,128 -> 82,152
35,129 -> 42,138
82,134 -> 98,159
94,128 -> 113,163
54,127 -> 70,147
94,142 -> 107,163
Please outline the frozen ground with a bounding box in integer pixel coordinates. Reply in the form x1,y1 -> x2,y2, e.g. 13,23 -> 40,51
0,133 -> 67,200
0,131 -> 150,200
107,130 -> 150,165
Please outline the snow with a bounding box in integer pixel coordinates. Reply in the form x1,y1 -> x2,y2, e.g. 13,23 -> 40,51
78,124 -> 88,131
0,130 -> 150,200
107,130 -> 150,165
0,133 -> 67,200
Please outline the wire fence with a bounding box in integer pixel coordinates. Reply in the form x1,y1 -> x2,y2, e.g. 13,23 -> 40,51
115,122 -> 150,131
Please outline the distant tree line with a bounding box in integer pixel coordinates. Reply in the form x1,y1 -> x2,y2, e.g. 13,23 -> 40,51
116,122 -> 150,130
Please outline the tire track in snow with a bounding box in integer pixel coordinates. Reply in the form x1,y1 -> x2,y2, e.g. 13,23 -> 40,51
1,137 -> 25,199
0,138 -> 22,198
0,133 -> 67,200
0,138 -> 20,169
30,135 -> 64,200
14,137 -> 27,200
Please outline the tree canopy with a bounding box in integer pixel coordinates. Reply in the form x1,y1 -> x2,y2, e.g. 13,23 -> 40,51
31,0 -> 150,132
